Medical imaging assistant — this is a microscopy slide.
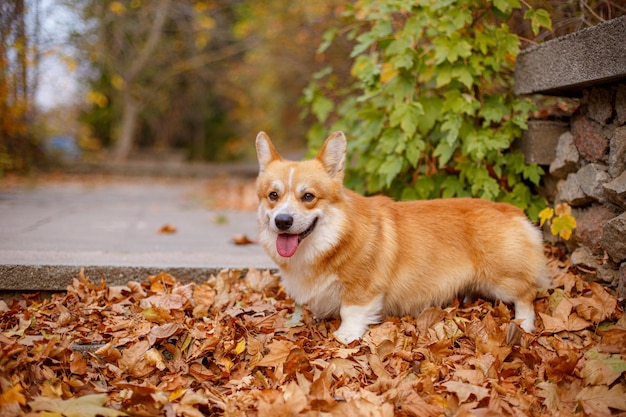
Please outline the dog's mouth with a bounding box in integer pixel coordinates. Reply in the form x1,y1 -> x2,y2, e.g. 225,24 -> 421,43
276,218 -> 318,258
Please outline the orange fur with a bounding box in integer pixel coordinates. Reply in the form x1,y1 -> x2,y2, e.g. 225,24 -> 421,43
256,131 -> 549,343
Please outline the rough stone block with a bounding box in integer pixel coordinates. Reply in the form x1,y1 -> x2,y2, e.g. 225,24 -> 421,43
549,132 -> 580,179
604,171 -> 626,209
616,83 -> 626,125
571,112 -> 609,162
597,264 -> 618,284
601,212 -> 626,263
557,174 -> 594,207
517,120 -> 568,165
583,86 -> 615,125
514,16 -> 626,97
577,163 -> 610,202
571,204 -> 618,253
609,126 -> 626,177
570,246 -> 598,270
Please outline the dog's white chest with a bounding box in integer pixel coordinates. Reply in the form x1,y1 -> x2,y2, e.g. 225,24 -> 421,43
280,271 -> 342,319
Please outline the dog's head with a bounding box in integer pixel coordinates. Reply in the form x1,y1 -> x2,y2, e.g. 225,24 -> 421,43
255,131 -> 347,259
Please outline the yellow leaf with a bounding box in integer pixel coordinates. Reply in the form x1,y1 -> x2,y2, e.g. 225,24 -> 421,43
217,356 -> 234,372
145,348 -> 166,371
85,90 -> 108,108
551,214 -> 576,240
169,387 -> 185,402
234,338 -> 246,355
380,62 -> 398,84
538,207 -> 553,227
0,384 -> 26,407
554,202 -> 572,216
111,74 -> 125,90
109,1 -> 126,15
61,55 -> 78,72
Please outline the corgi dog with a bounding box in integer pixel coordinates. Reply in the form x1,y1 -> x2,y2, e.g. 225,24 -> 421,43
255,131 -> 549,344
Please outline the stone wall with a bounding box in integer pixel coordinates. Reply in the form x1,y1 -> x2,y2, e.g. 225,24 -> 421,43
547,83 -> 626,297
514,16 -> 626,300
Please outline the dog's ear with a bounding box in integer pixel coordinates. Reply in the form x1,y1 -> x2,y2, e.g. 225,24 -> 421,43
318,131 -> 347,181
256,132 -> 282,173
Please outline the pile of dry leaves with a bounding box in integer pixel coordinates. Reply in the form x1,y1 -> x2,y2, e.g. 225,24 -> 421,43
1,253 -> 625,416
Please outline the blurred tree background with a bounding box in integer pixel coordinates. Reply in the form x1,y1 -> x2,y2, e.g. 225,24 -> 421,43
72,0 -> 351,162
1,0 -> 624,173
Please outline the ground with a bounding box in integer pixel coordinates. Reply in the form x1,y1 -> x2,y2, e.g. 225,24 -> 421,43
0,173 -> 625,416
0,248 -> 625,416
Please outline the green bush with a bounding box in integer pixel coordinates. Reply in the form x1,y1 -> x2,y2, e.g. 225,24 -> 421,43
303,0 -> 552,220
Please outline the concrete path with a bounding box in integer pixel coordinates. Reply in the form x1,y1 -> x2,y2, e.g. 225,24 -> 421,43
0,176 -> 276,291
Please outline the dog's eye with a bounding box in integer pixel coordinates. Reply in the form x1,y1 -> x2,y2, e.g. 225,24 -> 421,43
301,192 -> 315,203
268,191 -> 279,201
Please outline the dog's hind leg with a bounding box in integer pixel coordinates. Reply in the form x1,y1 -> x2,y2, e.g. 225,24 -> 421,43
514,292 -> 538,333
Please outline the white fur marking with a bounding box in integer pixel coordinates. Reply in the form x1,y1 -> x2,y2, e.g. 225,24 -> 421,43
281,272 -> 342,319
515,301 -> 536,333
334,296 -> 383,344
287,167 -> 294,193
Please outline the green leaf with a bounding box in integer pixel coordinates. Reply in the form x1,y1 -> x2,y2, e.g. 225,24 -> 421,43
311,96 -> 334,123
351,55 -> 380,85
434,35 -> 472,64
317,28 -> 338,54
493,0 -> 521,14
416,97 -> 443,136
413,176 -> 436,199
351,20 -> 393,58
389,102 -> 423,137
480,95 -> 508,125
434,141 -> 456,167
452,65 -> 474,89
525,8 -> 552,36
436,64 -> 452,88
441,176 -> 469,198
405,134 -> 424,167
380,156 -> 405,188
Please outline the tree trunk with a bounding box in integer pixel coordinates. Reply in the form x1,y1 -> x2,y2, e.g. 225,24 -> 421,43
113,91 -> 139,162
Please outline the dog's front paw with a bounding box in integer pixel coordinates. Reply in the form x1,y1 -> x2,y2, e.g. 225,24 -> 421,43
333,322 -> 367,345
332,328 -> 361,345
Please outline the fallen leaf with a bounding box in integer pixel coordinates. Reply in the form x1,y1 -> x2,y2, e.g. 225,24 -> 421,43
0,383 -> 26,408
232,234 -> 256,245
29,393 -> 128,417
539,297 -> 591,333
140,293 -> 187,310
536,381 -> 561,411
118,340 -> 155,378
580,349 -> 626,385
147,322 -> 181,346
257,381 -> 308,417
441,381 -> 490,403
256,339 -> 296,368
575,384 -> 626,415
573,282 -> 617,323
157,224 -> 177,234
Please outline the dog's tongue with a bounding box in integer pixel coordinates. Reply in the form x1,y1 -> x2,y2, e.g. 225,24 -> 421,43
276,234 -> 299,257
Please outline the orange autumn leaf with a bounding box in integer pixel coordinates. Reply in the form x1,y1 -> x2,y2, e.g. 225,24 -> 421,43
0,383 -> 26,407
157,224 -> 177,234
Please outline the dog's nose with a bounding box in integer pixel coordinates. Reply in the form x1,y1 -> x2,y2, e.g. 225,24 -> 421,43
275,214 -> 293,231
